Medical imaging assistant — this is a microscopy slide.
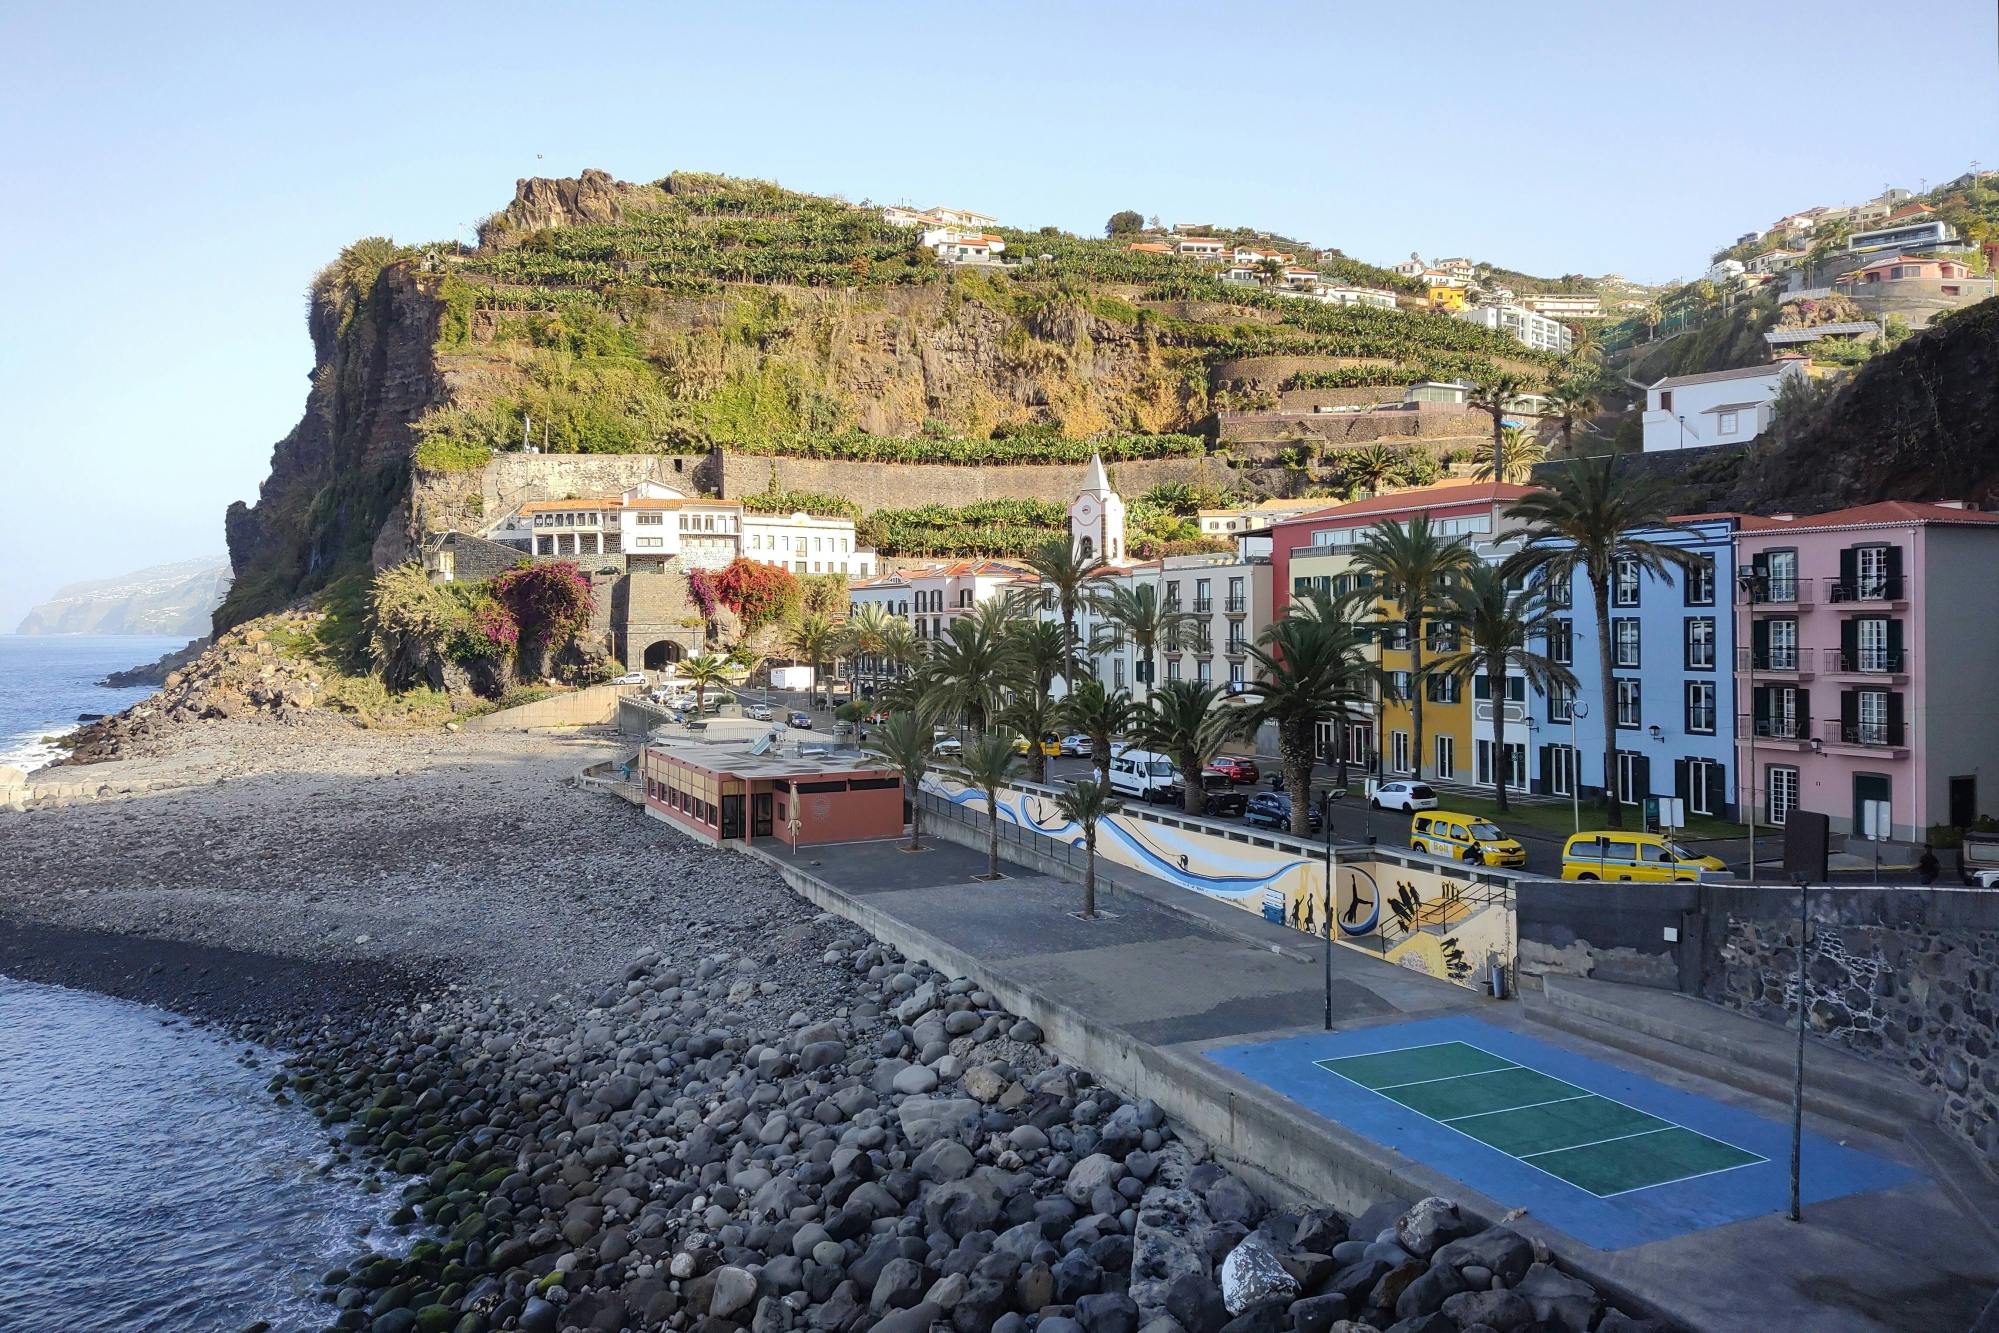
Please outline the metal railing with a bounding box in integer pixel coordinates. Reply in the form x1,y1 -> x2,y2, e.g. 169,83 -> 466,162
1821,718 -> 1906,748
1192,599 -> 1213,613
1749,576 -> 1813,606
1834,648 -> 1906,674
1738,712 -> 1808,740
1737,647 -> 1814,673
1827,577 -> 1904,604
1225,596 -> 1248,614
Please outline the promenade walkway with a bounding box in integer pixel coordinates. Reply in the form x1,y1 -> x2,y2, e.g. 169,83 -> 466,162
738,829 -> 1999,1333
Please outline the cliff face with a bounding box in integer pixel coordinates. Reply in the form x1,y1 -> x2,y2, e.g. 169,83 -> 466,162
218,262 -> 449,630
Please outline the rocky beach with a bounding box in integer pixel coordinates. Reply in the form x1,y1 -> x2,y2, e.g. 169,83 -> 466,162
2,722 -> 1661,1333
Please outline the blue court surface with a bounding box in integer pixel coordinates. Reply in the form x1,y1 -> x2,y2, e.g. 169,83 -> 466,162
1206,1016 -> 1914,1250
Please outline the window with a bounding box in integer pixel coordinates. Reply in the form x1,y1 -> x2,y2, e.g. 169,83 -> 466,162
1615,679 -> 1641,728
1659,389 -> 1673,412
1227,576 -> 1246,612
1617,752 -> 1643,805
1542,572 -> 1571,609
1196,658 -> 1213,684
1764,549 -> 1798,602
1613,556 -> 1641,607
1855,545 -> 1891,599
1765,618 -> 1798,670
1389,670 -> 1414,700
1226,624 -> 1245,652
1684,555 -> 1715,606
1768,765 -> 1800,826
1547,744 -> 1577,797
1386,623 -> 1411,650
1166,659 -> 1182,681
1857,689 -> 1890,745
1686,681 -> 1716,734
1548,619 -> 1573,665
1426,675 -> 1461,704
1613,618 -> 1641,667
1855,618 -> 1890,672
1113,659 -> 1126,688
1718,411 -> 1739,435
1548,680 -> 1574,723
1228,661 -> 1244,687
1391,731 -> 1411,773
1435,735 -> 1456,779
1686,617 -> 1715,670
1688,757 -> 1720,817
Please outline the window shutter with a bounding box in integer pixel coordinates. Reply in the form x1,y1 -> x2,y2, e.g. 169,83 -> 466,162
1796,687 -> 1811,731
1675,757 -> 1690,802
1839,546 -> 1858,592
1752,618 -> 1770,657
1534,745 -> 1551,796
1752,551 -> 1769,579
1885,544 -> 1904,587
1840,689 -> 1858,727
1840,618 -> 1858,667
1887,691 -> 1906,743
1634,755 -> 1652,804
1887,618 -> 1904,664
1752,684 -> 1768,725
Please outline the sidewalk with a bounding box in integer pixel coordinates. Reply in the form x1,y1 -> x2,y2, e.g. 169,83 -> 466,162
735,818 -> 1999,1333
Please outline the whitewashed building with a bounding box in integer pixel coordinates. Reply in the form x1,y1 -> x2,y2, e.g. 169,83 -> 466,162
494,482 -> 874,577
1453,303 -> 1575,355
1640,359 -> 1808,453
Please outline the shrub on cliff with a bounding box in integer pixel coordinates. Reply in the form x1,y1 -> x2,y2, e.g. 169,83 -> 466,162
494,562 -> 594,677
711,557 -> 801,632
365,563 -> 466,690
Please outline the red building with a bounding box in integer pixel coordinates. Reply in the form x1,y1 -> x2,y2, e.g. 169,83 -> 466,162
1267,481 -> 1534,617
640,742 -> 905,848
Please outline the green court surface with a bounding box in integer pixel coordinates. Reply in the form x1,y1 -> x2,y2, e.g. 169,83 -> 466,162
1315,1040 -> 1764,1198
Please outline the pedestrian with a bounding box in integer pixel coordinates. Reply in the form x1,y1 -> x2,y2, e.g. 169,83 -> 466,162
1918,846 -> 1941,886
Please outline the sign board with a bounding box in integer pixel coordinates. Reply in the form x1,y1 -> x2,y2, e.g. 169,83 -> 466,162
1656,797 -> 1685,831
1860,799 -> 1893,842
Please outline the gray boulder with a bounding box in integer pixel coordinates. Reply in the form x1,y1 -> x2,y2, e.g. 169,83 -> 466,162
1219,1235 -> 1298,1315
1441,1287 -> 1535,1331
1392,1261 -> 1467,1321
1204,1175 -> 1264,1227
1287,1292 -> 1350,1333
1430,1227 -> 1534,1287
1392,1197 -> 1466,1259
710,1265 -> 759,1319
1514,1263 -> 1602,1332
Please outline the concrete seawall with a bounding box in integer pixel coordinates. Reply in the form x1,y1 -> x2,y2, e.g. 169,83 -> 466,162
461,683 -> 630,731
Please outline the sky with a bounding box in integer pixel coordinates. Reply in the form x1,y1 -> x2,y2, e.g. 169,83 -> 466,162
2,0 -> 1994,629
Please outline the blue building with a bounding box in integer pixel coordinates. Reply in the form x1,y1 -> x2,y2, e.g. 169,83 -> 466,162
1530,518 -> 1739,822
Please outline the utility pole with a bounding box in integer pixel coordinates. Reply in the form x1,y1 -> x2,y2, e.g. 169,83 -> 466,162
1790,872 -> 1809,1222
1323,814 -> 1337,1031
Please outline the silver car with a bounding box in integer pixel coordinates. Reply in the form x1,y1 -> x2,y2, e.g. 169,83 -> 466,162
1060,734 -> 1093,757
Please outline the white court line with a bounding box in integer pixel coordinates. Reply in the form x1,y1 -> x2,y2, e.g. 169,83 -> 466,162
1314,1039 -> 1771,1198
1371,1065 -> 1525,1092
1443,1093 -> 1595,1123
1522,1125 -> 1675,1158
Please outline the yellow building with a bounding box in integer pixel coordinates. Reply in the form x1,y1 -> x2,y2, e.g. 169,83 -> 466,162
1428,285 -> 1468,311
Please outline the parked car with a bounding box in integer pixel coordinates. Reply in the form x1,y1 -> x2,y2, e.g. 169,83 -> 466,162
1369,780 -> 1439,813
787,711 -> 813,729
1244,791 -> 1321,833
1060,734 -> 1094,757
1107,748 -> 1176,802
931,734 -> 962,757
744,704 -> 772,722
1209,755 -> 1260,785
1961,832 -> 1999,885
1155,771 -> 1248,817
1036,733 -> 1063,757
1410,811 -> 1527,868
611,671 -> 647,685
1560,831 -> 1725,883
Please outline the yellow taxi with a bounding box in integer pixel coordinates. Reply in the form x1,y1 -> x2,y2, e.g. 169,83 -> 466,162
1561,831 -> 1727,882
1038,733 -> 1064,757
1410,811 -> 1528,868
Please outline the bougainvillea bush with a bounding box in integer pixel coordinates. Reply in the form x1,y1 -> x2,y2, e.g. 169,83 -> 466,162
710,557 -> 801,632
494,561 -> 594,674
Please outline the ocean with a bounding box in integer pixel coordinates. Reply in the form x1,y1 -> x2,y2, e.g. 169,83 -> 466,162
0,978 -> 403,1333
0,633 -> 186,771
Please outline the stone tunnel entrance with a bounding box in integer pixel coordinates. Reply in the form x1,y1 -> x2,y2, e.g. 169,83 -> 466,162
642,640 -> 685,671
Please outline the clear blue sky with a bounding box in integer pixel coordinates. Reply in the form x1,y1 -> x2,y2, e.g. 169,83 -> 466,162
2,0 -> 1993,628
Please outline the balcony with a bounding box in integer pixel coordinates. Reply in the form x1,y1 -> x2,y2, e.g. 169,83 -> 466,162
1831,648 -> 1908,681
1737,713 -> 1811,746
1224,640 -> 1248,659
1746,576 -> 1815,609
1820,718 -> 1908,753
1192,599 -> 1213,614
1225,596 -> 1248,614
1827,576 -> 1905,607
1737,647 -> 1815,677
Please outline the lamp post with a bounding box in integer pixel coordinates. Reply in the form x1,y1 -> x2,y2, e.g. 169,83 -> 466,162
1568,701 -> 1588,834
1738,567 -> 1765,886
1323,812 -> 1337,1031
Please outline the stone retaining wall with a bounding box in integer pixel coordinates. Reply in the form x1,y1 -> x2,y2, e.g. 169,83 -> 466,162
460,682 -> 629,731
715,453 -> 1252,513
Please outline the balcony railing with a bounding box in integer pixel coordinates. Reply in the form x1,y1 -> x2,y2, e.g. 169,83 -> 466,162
1192,599 -> 1213,614
1827,576 -> 1904,604
1225,596 -> 1248,614
1224,640 -> 1247,658
1835,648 -> 1906,674
1737,647 -> 1814,673
1822,718 -> 1906,748
1747,576 -> 1814,606
1738,712 -> 1808,741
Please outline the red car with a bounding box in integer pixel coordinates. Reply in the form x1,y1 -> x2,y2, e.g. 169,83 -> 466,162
1207,756 -> 1261,785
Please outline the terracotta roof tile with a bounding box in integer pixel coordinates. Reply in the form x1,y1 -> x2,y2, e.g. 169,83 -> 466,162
1737,502 -> 1999,532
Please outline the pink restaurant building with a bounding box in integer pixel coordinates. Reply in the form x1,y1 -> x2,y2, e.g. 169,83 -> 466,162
1734,501 -> 1999,842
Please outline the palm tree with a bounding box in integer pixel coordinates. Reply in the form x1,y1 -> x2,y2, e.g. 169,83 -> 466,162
1427,564 -> 1577,813
1256,256 -> 1285,289
1344,517 -> 1474,781
953,731 -> 1020,878
878,618 -> 922,681
1090,582 -> 1200,700
1007,618 -> 1072,702
1469,371 -> 1527,485
678,653 -> 732,714
1239,615 -> 1382,835
918,614 -> 1011,738
864,712 -> 933,852
1053,779 -> 1121,919
1474,427 -> 1546,482
1541,377 -> 1602,455
1024,536 -> 1106,685
1132,680 -> 1240,816
841,603 -> 898,686
1506,454 -> 1704,827
1058,678 -> 1139,791
999,691 -> 1060,784
780,612 -> 840,709
1339,442 -> 1403,496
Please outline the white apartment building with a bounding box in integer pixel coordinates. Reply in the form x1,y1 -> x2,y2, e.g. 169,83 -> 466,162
1523,292 -> 1601,320
1640,359 -> 1807,453
496,482 -> 875,577
1156,551 -> 1272,694
1453,303 -> 1575,355
1315,286 -> 1399,311
1198,497 -> 1337,536
847,559 -> 1035,649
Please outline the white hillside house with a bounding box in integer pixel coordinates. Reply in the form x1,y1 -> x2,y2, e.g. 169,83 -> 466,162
1641,360 -> 1807,453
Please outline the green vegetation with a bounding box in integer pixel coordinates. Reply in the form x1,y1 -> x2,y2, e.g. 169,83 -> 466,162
740,489 -> 861,518
725,430 -> 1207,464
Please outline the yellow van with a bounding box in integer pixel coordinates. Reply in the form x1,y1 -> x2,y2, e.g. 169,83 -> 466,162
1410,812 -> 1527,868
1561,831 -> 1727,882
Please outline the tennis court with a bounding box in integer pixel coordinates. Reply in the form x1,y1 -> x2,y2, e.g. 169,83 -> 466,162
1315,1041 -> 1762,1198
1205,1017 -> 1914,1250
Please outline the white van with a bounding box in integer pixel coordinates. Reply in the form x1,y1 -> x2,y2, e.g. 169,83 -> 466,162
1108,747 -> 1176,802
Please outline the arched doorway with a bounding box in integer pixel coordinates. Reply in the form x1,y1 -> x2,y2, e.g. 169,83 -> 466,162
642,639 -> 684,671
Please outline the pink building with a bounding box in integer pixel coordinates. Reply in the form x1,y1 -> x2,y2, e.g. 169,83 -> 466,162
1734,502 -> 1999,842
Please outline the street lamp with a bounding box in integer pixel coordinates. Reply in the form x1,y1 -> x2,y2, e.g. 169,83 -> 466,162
1568,701 -> 1588,834
1738,567 -> 1767,886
